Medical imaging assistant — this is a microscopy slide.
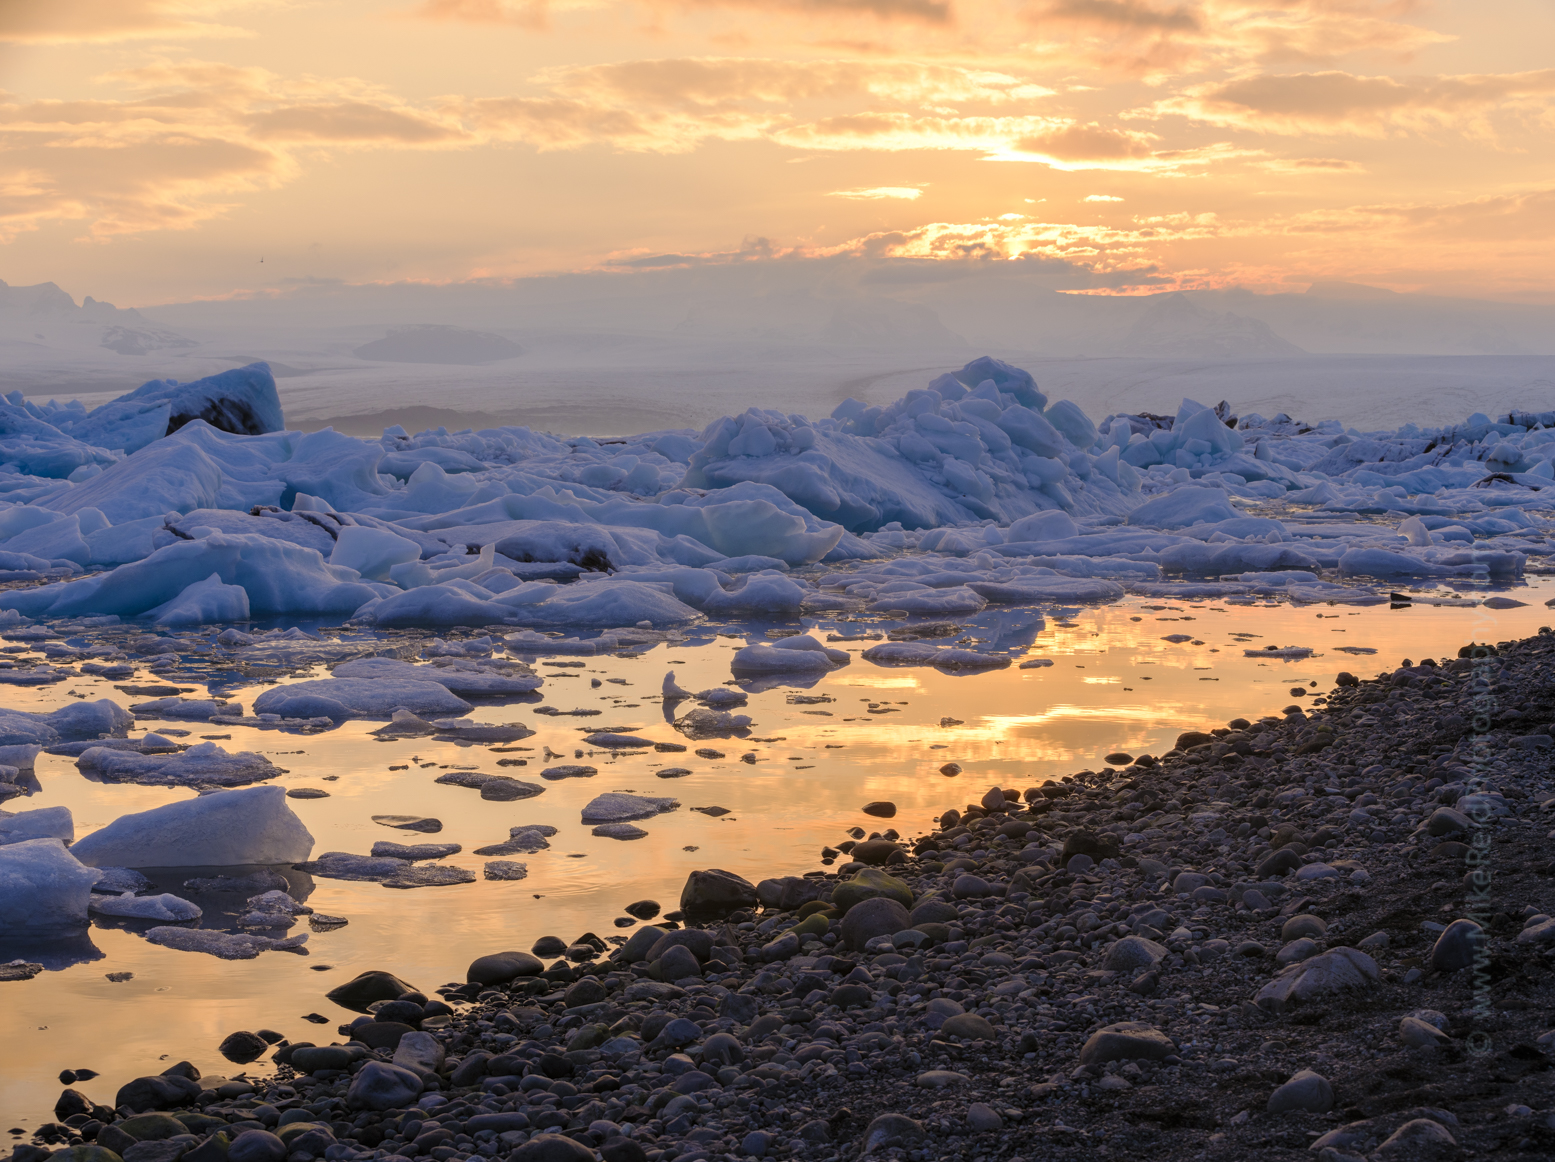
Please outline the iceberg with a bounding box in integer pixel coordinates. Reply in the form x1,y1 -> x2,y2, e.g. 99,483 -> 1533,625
0,838 -> 98,936
68,785 -> 315,867
252,678 -> 473,718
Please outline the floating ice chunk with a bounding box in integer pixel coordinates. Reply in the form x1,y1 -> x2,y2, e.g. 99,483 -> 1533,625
330,525 -> 422,582
146,572 -> 250,625
695,687 -> 748,707
1337,548 -> 1460,577
860,642 -> 1011,670
1019,658 -> 1054,668
77,741 -> 283,787
871,586 -> 987,615
970,577 -> 1126,604
69,785 -> 314,868
128,698 -> 241,721
505,578 -> 703,629
1157,542 -> 1320,575
1125,487 -> 1241,530
331,656 -> 541,696
89,892 -> 202,922
252,678 -> 473,718
663,671 -> 692,699
0,838 -> 98,936
730,639 -> 849,675
674,707 -> 754,737
350,583 -> 513,627
701,572 -> 810,618
583,733 -> 652,749
1,532 -> 385,620
580,793 -> 679,824
1244,646 -> 1314,658
0,806 -> 75,846
45,699 -> 134,740
143,926 -> 306,959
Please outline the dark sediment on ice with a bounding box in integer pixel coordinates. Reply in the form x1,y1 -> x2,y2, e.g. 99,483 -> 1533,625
24,634 -> 1555,1162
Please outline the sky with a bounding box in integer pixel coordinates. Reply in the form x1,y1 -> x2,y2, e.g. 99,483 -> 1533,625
2,0 -> 1553,307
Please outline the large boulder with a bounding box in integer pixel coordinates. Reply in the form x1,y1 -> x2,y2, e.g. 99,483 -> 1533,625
467,951 -> 543,985
1078,1022 -> 1176,1065
840,896 -> 910,951
1254,946 -> 1379,1012
679,869 -> 757,920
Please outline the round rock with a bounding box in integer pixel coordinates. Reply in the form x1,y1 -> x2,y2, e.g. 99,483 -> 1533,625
1429,918 -> 1483,972
511,1134 -> 597,1162
217,1030 -> 269,1064
840,896 -> 911,951
862,801 -> 897,818
1266,1070 -> 1334,1114
467,950 -> 543,985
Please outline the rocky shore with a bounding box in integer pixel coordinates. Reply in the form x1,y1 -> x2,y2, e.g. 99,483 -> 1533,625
22,632 -> 1555,1162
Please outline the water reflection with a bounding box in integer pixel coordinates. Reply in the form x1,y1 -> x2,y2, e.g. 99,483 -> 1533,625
1,583 -> 1551,1120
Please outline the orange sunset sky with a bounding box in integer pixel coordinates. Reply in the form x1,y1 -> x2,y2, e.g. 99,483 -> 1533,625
2,0 -> 1553,306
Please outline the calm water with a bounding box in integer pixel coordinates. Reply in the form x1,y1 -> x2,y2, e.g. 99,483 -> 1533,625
2,584 -> 1551,1121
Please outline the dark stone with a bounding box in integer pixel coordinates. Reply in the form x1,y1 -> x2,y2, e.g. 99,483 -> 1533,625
1060,830 -> 1117,861
599,1141 -> 648,1162
510,1136 -> 595,1162
623,900 -> 660,920
344,1061 -> 423,1111
861,802 -> 896,818
226,1132 -> 286,1162
468,950 -> 543,985
655,944 -> 701,981
564,978 -> 608,1007
372,1000 -> 424,1027
324,970 -> 419,1013
113,1074 -> 200,1113
849,840 -> 903,866
289,1046 -> 354,1074
217,1031 -> 269,1065
531,936 -> 568,958
1256,849 -> 1303,878
678,869 -> 758,920
645,928 -> 714,963
351,1021 -> 416,1051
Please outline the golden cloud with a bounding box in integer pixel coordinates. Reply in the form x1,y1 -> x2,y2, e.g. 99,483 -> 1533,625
1151,67 -> 1555,134
0,0 -> 253,45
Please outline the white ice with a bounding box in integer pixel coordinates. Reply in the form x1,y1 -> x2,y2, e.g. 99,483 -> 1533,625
68,785 -> 315,867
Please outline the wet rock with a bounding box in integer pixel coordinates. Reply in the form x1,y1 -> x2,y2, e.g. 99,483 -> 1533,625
227,1132 -> 286,1162
370,815 -> 441,833
656,944 -> 702,981
1429,919 -> 1483,971
392,1030 -> 445,1079
862,801 -> 896,818
1254,947 -> 1379,1012
324,969 -> 419,1013
532,935 -> 568,957
1266,1070 -> 1334,1114
840,896 -> 911,951
1078,1022 -> 1176,1065
113,1073 -> 201,1112
216,1031 -> 268,1064
624,899 -> 660,919
832,867 -> 912,912
345,1060 -> 423,1110
850,839 -> 904,866
679,868 -> 758,919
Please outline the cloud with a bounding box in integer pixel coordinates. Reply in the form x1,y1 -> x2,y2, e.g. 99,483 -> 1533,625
0,0 -> 253,45
540,58 -> 1054,108
414,0 -> 554,30
1030,0 -> 1201,34
1150,68 -> 1555,134
828,186 -> 924,198
1084,193 -> 1123,201
0,60 -> 471,242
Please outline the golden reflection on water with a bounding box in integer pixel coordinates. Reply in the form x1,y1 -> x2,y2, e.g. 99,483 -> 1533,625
2,582 -> 1552,1118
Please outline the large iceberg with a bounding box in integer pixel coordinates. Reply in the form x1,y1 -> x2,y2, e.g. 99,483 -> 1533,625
0,838 -> 98,936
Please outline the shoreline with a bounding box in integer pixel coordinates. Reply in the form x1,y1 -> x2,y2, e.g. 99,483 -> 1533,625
22,629 -> 1555,1162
